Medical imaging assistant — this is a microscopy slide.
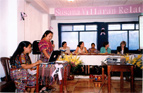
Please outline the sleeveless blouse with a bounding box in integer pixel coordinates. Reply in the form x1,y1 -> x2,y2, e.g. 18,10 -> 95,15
78,47 -> 86,53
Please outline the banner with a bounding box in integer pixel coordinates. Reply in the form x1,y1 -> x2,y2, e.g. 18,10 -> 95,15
55,4 -> 143,16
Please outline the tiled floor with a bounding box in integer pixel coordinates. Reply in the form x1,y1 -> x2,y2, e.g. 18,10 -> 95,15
52,78 -> 142,93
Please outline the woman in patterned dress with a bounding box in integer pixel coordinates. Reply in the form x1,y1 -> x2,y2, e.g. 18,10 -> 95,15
10,41 -> 42,92
38,30 -> 54,62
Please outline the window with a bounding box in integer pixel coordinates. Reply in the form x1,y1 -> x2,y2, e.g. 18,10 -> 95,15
62,32 -> 78,50
86,25 -> 97,30
80,32 -> 97,49
60,24 -> 97,50
129,31 -> 139,50
59,22 -> 139,52
136,24 -> 139,29
122,24 -> 134,30
109,31 -> 127,50
61,25 -> 72,31
108,24 -> 120,30
73,25 -> 84,31
108,23 -> 139,50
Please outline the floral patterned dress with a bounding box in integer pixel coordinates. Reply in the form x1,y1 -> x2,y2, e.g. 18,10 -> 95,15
10,53 -> 36,92
38,39 -> 53,62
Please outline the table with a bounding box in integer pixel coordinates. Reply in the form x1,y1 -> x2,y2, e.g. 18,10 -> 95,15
72,54 -> 113,74
72,54 -> 134,74
102,62 -> 134,93
35,63 -> 70,93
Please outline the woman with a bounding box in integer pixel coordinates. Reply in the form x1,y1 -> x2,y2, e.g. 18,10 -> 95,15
60,41 -> 70,54
38,30 -> 54,62
100,42 -> 111,54
117,41 -> 128,54
88,43 -> 99,54
10,41 -> 42,92
74,41 -> 88,54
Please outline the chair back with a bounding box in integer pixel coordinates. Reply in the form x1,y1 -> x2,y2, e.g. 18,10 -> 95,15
0,57 -> 11,82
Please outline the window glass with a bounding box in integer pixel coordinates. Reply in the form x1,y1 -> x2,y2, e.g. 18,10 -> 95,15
136,24 -> 139,29
108,24 -> 120,30
73,25 -> 84,31
122,24 -> 134,30
80,32 -> 97,49
61,25 -> 72,31
129,31 -> 139,50
61,32 -> 78,50
109,31 -> 128,50
86,25 -> 97,30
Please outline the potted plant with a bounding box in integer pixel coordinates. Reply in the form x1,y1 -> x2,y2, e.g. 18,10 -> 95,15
58,54 -> 83,79
124,54 -> 143,69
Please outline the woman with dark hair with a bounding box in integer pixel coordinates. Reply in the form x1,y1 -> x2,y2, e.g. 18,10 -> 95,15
88,43 -> 99,54
38,30 -> 54,62
60,41 -> 70,54
117,41 -> 128,54
74,41 -> 88,54
100,42 -> 111,54
10,41 -> 42,92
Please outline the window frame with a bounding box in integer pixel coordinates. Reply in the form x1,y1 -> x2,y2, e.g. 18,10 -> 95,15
58,23 -> 98,51
58,21 -> 139,53
107,21 -> 139,53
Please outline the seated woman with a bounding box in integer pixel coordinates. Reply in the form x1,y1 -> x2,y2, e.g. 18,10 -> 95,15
88,43 -> 99,54
74,41 -> 88,54
10,41 -> 42,92
100,42 -> 111,54
60,41 -> 71,54
117,41 -> 128,54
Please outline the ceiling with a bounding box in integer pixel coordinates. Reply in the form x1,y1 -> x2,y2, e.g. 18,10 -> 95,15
42,0 -> 143,8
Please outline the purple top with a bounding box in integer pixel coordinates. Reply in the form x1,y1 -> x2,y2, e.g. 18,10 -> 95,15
38,39 -> 53,62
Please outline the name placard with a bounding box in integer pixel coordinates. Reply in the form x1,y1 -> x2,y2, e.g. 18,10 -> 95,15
55,4 -> 143,16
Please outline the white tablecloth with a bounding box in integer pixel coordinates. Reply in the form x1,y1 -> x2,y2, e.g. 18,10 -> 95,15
75,54 -> 135,66
75,55 -> 109,65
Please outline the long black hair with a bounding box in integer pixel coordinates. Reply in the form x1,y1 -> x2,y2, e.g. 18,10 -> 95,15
77,41 -> 84,47
41,30 -> 53,39
10,41 -> 31,65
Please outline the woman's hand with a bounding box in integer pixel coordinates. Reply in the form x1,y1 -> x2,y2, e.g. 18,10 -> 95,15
21,60 -> 43,69
36,60 -> 43,65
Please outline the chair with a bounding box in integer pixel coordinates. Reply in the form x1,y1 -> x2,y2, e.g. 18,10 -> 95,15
0,57 -> 36,92
0,57 -> 16,92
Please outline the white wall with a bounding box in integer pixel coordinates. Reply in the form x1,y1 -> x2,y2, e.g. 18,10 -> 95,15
17,0 -> 25,43
51,13 -> 140,50
24,2 -> 49,62
0,0 -> 50,79
0,0 -> 18,79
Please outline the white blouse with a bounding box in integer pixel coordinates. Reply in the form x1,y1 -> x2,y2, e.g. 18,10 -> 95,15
78,47 -> 86,53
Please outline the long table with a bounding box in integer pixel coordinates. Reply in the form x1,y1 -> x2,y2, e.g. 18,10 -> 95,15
72,54 -> 134,74
75,54 -> 110,65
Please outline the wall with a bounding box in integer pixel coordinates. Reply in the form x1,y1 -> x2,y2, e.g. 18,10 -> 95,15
0,0 -> 18,79
51,13 -> 140,50
24,2 -> 49,62
0,0 -> 49,79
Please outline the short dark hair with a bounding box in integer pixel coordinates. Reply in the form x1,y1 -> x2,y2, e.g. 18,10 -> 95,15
120,41 -> 126,46
62,41 -> 67,47
103,42 -> 109,47
91,43 -> 95,46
